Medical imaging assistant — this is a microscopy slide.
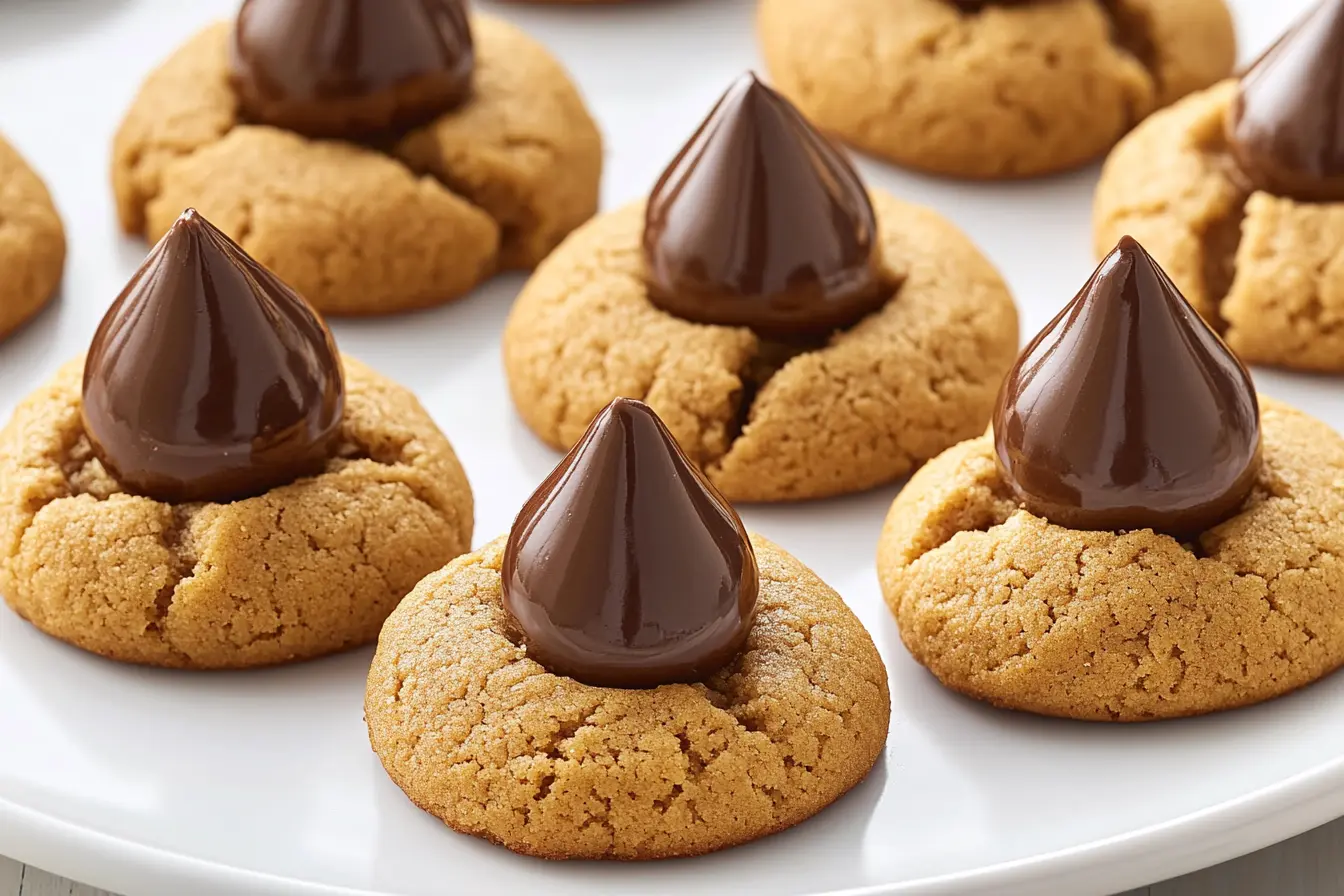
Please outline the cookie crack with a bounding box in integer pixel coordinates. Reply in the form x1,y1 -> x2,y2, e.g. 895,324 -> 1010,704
1098,0 -> 1162,96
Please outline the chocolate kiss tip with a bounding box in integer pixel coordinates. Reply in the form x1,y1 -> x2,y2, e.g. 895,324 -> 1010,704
81,209 -> 345,505
1228,0 -> 1344,202
501,398 -> 759,689
642,72 -> 882,337
230,0 -> 474,139
992,237 -> 1262,538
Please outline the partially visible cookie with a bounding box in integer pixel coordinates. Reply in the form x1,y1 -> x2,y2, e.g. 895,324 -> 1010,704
877,400 -> 1344,721
0,356 -> 473,669
366,533 -> 890,859
503,194 -> 1018,502
1095,80 -> 1344,371
0,135 -> 65,339
112,14 -> 601,314
758,0 -> 1235,178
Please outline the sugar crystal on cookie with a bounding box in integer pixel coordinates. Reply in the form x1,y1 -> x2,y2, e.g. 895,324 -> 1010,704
502,398 -> 758,688
1227,0 -> 1344,202
992,236 -> 1261,537
643,73 -> 883,338
230,0 -> 474,139
82,208 -> 345,504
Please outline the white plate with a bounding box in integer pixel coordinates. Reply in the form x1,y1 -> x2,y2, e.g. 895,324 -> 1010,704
0,1 -> 1338,894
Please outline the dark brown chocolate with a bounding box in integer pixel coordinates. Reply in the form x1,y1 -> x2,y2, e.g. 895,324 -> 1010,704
993,236 -> 1262,537
643,73 -> 884,338
1227,0 -> 1344,202
502,398 -> 758,688
229,0 -> 474,139
82,209 -> 345,504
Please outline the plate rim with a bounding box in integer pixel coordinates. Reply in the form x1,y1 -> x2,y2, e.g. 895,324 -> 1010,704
4,751 -> 1344,896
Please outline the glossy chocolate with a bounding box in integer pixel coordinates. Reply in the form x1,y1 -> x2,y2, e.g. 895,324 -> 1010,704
502,399 -> 758,688
993,237 -> 1261,537
1227,0 -> 1344,202
230,0 -> 474,139
643,73 -> 884,338
82,209 -> 345,504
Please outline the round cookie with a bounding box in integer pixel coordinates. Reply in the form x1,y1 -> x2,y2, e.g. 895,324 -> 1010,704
0,135 -> 65,339
1094,81 -> 1344,372
502,193 -> 1019,502
111,15 -> 601,315
0,356 -> 473,669
877,399 -> 1344,722
758,0 -> 1236,179
366,534 -> 890,859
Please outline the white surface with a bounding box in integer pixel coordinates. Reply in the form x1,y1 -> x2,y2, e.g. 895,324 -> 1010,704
0,1 -> 1338,895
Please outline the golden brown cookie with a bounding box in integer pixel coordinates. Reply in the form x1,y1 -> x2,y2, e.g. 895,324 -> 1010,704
1094,81 -> 1344,371
502,193 -> 1019,502
366,534 -> 890,859
758,0 -> 1236,179
0,135 -> 65,339
112,15 -> 601,315
877,399 -> 1344,722
0,356 -> 473,669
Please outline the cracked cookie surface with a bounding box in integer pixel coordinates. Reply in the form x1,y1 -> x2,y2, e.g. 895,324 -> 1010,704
1094,81 -> 1344,371
0,135 -> 65,339
757,0 -> 1235,179
111,15 -> 601,315
502,194 -> 1019,502
877,399 -> 1344,721
0,356 -> 473,669
365,534 -> 890,859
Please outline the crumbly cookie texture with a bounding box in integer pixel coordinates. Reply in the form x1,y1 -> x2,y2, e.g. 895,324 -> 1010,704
502,194 -> 1019,502
366,534 -> 890,860
0,357 -> 473,669
877,399 -> 1344,722
111,15 -> 601,314
0,135 -> 65,339
757,0 -> 1235,179
1095,81 -> 1344,371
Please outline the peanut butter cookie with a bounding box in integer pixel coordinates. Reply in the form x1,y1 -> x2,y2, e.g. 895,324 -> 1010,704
1095,77 -> 1344,370
112,13 -> 601,315
758,0 -> 1235,178
366,534 -> 890,859
0,356 -> 473,669
0,135 -> 65,339
503,195 -> 1019,502
878,400 -> 1344,721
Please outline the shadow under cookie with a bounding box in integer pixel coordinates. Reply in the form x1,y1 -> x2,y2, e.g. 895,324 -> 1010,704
0,134 -> 65,341
0,356 -> 474,669
876,399 -> 1344,722
1095,81 -> 1344,372
758,0 -> 1236,179
502,196 -> 1019,502
111,14 -> 601,316
365,534 -> 890,859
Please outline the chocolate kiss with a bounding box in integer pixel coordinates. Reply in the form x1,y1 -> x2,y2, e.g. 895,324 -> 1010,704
82,209 -> 345,504
993,237 -> 1262,537
230,0 -> 474,139
643,72 -> 884,338
1227,0 -> 1344,202
502,398 -> 759,688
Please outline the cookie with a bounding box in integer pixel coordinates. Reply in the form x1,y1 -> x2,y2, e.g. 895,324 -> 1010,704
366,533 -> 890,859
1095,81 -> 1344,371
0,135 -> 65,339
758,0 -> 1236,179
111,14 -> 601,315
877,399 -> 1344,722
503,194 -> 1019,502
0,356 -> 474,669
